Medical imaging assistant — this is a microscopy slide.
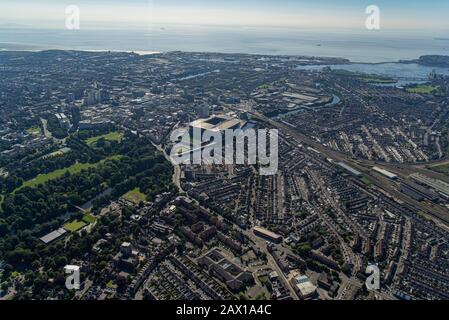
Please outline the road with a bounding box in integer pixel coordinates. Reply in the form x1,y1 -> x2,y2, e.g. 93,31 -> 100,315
40,117 -> 51,138
180,192 -> 300,299
244,229 -> 300,300
152,142 -> 183,192
305,170 -> 359,270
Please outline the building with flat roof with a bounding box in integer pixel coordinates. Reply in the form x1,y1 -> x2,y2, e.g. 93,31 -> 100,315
55,113 -> 70,129
337,162 -> 362,178
253,226 -> 283,243
400,180 -> 439,202
40,228 -> 67,244
197,248 -> 254,292
373,166 -> 398,180
410,173 -> 449,198
290,273 -> 317,299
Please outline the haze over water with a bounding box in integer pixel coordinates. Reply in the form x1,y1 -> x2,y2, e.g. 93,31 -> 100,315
1,24 -> 448,63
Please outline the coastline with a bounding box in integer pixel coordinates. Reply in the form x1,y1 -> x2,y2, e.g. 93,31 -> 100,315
0,45 -> 448,69
0,45 -> 405,64
0,44 -> 161,56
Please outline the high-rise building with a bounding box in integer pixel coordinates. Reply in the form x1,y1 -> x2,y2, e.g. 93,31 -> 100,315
197,105 -> 210,118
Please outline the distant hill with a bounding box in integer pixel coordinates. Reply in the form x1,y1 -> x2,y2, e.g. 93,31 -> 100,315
417,55 -> 449,67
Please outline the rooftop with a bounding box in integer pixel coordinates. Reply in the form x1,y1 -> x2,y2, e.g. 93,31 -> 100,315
40,228 -> 67,244
190,115 -> 246,132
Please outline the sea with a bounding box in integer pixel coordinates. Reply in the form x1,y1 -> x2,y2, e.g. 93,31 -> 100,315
1,24 -> 448,62
1,24 -> 449,83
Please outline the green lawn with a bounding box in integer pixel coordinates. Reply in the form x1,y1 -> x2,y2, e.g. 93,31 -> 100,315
106,280 -> 116,289
15,155 -> 123,192
122,187 -> 146,204
85,131 -> 123,146
406,84 -> 440,94
64,220 -> 87,232
18,162 -> 97,191
64,213 -> 97,233
82,213 -> 97,224
359,75 -> 396,84
334,70 -> 396,84
27,126 -> 42,136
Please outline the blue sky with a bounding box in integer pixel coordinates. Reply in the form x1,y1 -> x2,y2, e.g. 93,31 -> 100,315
1,0 -> 449,31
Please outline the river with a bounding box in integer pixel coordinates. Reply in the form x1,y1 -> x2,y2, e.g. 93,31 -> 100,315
296,62 -> 449,86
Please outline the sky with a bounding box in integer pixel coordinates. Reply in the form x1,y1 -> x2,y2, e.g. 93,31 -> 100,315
1,0 -> 449,31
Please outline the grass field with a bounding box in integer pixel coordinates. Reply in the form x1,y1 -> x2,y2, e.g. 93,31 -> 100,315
406,84 -> 440,94
64,220 -> 87,232
82,213 -> 97,224
85,131 -> 123,146
63,213 -> 97,233
122,187 -> 146,204
15,155 -> 123,192
359,75 -> 397,84
27,126 -> 42,136
334,70 -> 396,84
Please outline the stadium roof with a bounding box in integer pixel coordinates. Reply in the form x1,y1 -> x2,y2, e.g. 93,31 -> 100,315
190,115 -> 246,132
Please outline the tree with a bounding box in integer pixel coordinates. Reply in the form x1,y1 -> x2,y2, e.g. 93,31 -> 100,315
297,243 -> 312,257
0,220 -> 8,236
6,247 -> 34,265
